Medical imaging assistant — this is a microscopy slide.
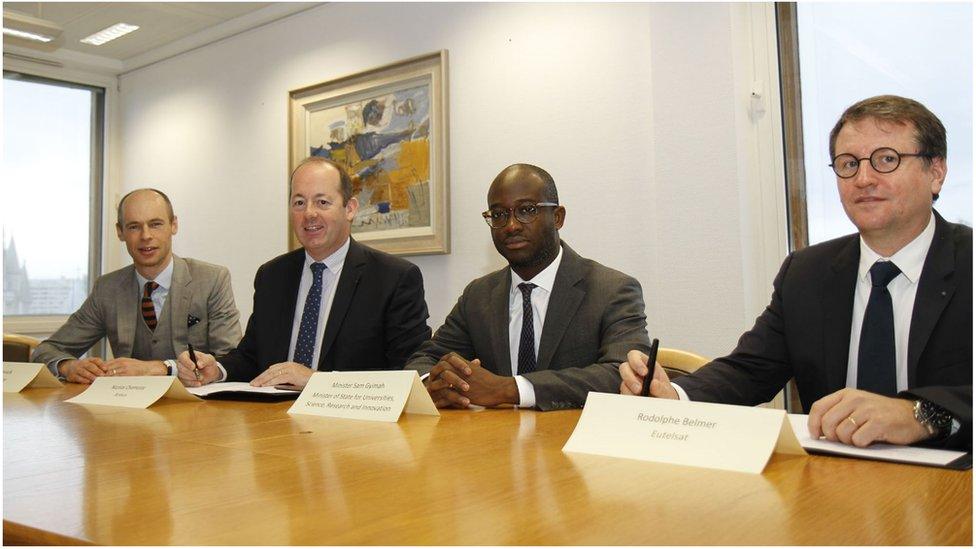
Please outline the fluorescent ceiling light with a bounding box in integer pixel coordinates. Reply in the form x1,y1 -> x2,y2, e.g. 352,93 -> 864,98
80,22 -> 139,46
3,27 -> 53,42
2,10 -> 62,49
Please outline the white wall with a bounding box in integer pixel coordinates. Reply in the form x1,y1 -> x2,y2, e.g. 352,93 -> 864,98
118,2 -> 786,360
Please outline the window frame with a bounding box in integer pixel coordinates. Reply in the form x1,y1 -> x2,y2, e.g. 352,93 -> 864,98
3,71 -> 105,334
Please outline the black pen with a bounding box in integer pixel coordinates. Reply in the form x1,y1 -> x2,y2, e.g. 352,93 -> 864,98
640,338 -> 660,397
187,343 -> 203,381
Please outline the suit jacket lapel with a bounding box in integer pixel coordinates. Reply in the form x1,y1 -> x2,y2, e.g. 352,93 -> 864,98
487,270 -> 511,375
168,256 -> 191,356
277,250 -> 305,363
822,237 -> 859,392
907,213 -> 956,387
115,266 -> 138,358
537,244 -> 585,372
317,239 -> 365,369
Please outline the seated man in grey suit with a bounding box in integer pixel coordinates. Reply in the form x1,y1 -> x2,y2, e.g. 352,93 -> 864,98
621,95 -> 971,450
33,188 -> 242,383
408,163 -> 651,411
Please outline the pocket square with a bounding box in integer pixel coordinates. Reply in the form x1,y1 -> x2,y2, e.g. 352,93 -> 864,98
187,314 -> 201,327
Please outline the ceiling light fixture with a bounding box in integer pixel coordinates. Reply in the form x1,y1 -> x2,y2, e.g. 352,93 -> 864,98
80,22 -> 140,46
2,10 -> 63,50
3,27 -> 53,42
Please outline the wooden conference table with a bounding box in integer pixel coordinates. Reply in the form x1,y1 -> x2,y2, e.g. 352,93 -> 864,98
3,384 -> 972,545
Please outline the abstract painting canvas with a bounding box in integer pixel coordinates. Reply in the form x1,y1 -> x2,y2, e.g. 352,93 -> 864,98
289,52 -> 449,255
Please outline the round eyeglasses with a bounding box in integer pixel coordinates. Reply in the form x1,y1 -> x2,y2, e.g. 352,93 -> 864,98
829,147 -> 932,179
482,202 -> 559,228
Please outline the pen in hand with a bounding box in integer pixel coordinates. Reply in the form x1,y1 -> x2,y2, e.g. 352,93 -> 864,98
187,343 -> 203,381
640,338 -> 660,397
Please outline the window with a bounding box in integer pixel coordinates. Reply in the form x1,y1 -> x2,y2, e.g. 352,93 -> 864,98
778,2 -> 972,249
3,72 -> 104,319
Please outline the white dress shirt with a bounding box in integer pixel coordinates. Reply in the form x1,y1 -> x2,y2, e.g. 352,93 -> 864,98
286,238 -> 349,370
508,246 -> 563,409
216,238 -> 349,381
674,213 -> 936,402
846,212 -> 935,391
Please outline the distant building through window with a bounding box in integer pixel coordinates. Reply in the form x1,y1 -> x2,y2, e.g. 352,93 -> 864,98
3,72 -> 103,318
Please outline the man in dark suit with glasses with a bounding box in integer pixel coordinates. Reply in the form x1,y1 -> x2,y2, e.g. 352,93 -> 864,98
621,95 -> 971,450
408,163 -> 651,411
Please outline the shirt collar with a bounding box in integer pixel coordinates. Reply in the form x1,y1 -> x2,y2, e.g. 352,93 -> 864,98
858,212 -> 935,285
510,245 -> 563,294
304,236 -> 351,273
135,256 -> 174,291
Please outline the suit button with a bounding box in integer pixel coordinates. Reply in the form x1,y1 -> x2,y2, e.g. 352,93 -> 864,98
152,339 -> 158,344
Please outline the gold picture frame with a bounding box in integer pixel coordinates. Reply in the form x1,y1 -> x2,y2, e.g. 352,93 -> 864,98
288,51 -> 450,256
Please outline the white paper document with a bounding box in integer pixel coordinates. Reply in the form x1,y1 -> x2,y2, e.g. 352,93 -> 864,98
66,376 -> 201,408
788,414 -> 968,467
289,370 -> 439,422
3,362 -> 63,393
563,392 -> 806,474
186,382 -> 300,397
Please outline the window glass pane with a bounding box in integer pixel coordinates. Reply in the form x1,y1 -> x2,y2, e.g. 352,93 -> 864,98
797,2 -> 972,245
3,76 -> 94,315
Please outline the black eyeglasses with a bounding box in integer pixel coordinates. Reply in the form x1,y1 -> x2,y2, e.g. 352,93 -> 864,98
482,202 -> 559,228
829,147 -> 932,178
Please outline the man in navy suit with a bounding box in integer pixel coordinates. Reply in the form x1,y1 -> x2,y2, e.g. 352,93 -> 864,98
622,95 -> 971,450
178,157 -> 431,388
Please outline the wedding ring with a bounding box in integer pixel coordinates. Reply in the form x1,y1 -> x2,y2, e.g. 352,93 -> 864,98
111,369 -> 117,375
848,415 -> 857,427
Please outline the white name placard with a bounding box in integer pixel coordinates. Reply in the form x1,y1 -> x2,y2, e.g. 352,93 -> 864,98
288,370 -> 439,422
563,392 -> 806,474
3,362 -> 63,393
66,376 -> 202,408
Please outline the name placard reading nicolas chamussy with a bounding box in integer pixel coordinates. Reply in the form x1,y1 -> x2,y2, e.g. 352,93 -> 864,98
289,371 -> 438,422
563,392 -> 806,474
3,362 -> 63,393
66,376 -> 202,408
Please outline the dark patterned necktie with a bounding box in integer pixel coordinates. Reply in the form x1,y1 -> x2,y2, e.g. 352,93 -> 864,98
141,281 -> 159,331
294,263 -> 328,368
857,261 -> 901,396
517,283 -> 538,374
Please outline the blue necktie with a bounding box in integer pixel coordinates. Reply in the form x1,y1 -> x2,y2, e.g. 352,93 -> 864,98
857,261 -> 901,396
294,263 -> 328,368
517,283 -> 537,374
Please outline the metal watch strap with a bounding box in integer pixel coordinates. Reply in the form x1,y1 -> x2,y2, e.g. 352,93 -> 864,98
164,359 -> 178,376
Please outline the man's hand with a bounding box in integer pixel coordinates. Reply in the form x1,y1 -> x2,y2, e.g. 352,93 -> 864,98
425,352 -> 474,408
455,359 -> 519,407
250,362 -> 314,388
807,388 -> 930,447
58,358 -> 109,384
104,357 -> 167,377
619,349 -> 678,398
176,350 -> 220,387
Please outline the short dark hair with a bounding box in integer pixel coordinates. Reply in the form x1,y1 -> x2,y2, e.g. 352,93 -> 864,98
829,95 -> 946,200
116,188 -> 175,227
497,163 -> 559,203
290,156 -> 354,205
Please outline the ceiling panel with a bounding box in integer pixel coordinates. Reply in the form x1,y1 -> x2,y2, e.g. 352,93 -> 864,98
4,2 -> 274,61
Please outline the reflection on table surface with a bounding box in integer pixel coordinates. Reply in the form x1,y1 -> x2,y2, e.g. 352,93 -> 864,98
3,385 -> 972,545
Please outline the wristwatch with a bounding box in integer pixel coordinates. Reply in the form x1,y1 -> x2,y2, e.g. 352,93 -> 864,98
164,359 -> 178,376
913,399 -> 953,439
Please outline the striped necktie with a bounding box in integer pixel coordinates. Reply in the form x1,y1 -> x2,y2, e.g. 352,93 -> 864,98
142,281 -> 159,331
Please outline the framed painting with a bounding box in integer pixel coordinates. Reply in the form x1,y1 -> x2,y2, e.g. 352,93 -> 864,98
288,51 -> 450,256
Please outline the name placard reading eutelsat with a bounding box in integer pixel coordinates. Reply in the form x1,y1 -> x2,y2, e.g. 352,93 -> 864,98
65,376 -> 202,408
563,392 -> 806,474
289,370 -> 439,422
3,362 -> 63,393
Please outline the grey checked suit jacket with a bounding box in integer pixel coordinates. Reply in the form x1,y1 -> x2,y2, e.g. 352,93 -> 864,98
33,255 -> 242,365
407,242 -> 651,410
